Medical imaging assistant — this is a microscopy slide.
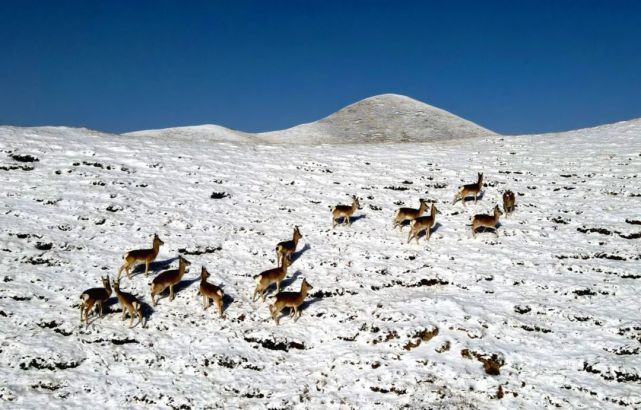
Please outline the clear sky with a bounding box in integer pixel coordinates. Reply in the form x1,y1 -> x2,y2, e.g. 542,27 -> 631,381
1,0 -> 640,135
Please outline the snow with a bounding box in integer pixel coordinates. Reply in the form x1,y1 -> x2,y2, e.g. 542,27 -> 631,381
124,94 -> 497,144
0,113 -> 640,409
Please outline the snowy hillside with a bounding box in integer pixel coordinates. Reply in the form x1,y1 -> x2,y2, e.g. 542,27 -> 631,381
124,94 -> 496,144
0,118 -> 640,409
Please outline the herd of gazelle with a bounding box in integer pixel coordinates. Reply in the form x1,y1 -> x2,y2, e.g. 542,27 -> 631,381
79,173 -> 515,328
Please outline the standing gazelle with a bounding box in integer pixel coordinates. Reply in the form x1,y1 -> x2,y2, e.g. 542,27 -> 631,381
150,256 -> 191,306
331,196 -> 361,228
118,233 -> 164,279
407,204 -> 441,243
199,267 -> 225,318
452,172 -> 484,206
503,190 -> 516,216
269,278 -> 314,325
275,226 -> 302,266
393,198 -> 429,230
79,276 -> 112,325
252,257 -> 290,303
471,205 -> 503,238
113,279 -> 144,328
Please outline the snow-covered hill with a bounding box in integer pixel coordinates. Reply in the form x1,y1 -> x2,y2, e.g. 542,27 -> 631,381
124,94 -> 497,144
0,117 -> 640,409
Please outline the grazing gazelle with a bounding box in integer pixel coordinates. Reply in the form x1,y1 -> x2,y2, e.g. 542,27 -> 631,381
393,198 -> 429,230
113,279 -> 144,328
503,190 -> 516,216
79,276 -> 112,325
150,256 -> 191,306
407,204 -> 441,243
275,226 -> 302,266
199,267 -> 225,318
118,233 -> 165,279
452,172 -> 484,206
331,195 -> 361,228
472,205 -> 504,238
269,278 -> 314,325
252,257 -> 290,303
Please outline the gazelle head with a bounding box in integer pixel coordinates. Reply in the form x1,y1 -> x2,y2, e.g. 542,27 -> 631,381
432,204 -> 441,215
302,278 -> 314,291
294,226 -> 303,240
201,266 -> 210,280
113,278 -> 121,292
178,255 -> 192,268
478,172 -> 484,184
101,276 -> 111,290
494,205 -> 504,216
153,233 -> 165,246
352,196 -> 362,209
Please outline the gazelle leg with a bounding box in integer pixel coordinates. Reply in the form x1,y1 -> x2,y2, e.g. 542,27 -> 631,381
169,285 -> 174,301
145,261 -> 150,277
216,300 -> 223,318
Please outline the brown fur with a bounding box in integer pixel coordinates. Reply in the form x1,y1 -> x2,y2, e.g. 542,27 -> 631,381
118,233 -> 164,279
199,267 -> 225,318
113,279 -> 144,328
407,204 -> 441,243
79,276 -> 112,325
275,226 -> 302,267
150,256 -> 191,305
331,196 -> 361,228
269,278 -> 313,325
252,257 -> 289,303
471,205 -> 503,238
452,173 -> 484,206
393,198 -> 428,230
502,190 -> 516,215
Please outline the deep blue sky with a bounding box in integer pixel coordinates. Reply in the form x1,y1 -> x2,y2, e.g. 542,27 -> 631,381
1,0 -> 640,134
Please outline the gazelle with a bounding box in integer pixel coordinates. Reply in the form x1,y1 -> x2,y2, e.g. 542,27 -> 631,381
275,226 -> 302,266
252,257 -> 290,303
331,195 -> 361,228
407,204 -> 441,243
118,233 -> 165,279
79,276 -> 112,325
269,278 -> 314,325
150,255 -> 191,306
471,205 -> 503,238
503,190 -> 516,216
113,279 -> 144,328
199,267 -> 225,318
393,198 -> 429,230
452,172 -> 484,206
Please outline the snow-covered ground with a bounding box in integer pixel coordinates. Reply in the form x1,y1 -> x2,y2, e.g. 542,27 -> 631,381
0,117 -> 640,409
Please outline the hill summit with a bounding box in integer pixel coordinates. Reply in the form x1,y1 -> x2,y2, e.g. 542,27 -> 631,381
125,94 -> 497,144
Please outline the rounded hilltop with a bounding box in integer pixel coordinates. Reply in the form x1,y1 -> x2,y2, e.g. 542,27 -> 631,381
124,94 -> 497,144
258,93 -> 497,144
